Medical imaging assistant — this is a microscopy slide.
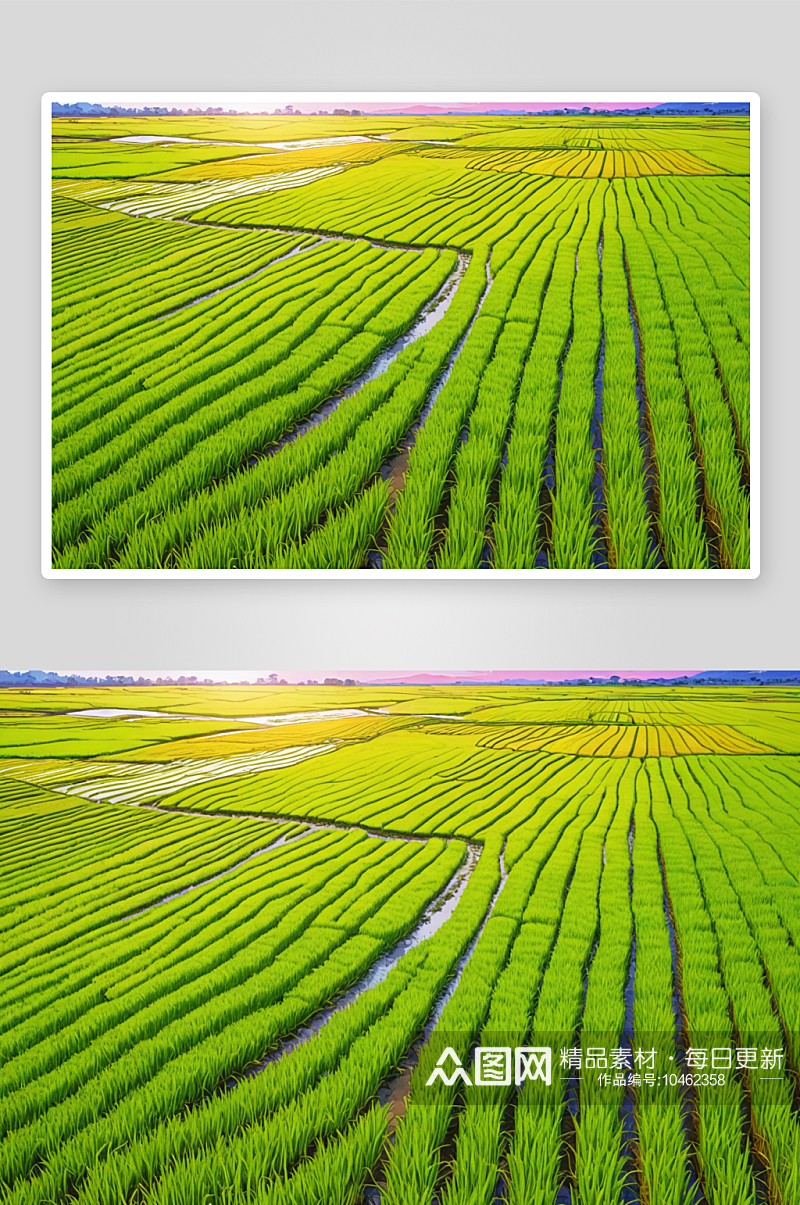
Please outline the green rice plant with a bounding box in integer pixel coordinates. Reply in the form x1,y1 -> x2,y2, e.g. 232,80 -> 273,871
671,177 -> 751,288
381,834 -> 507,1205
58,335 -> 415,570
269,478 -> 388,569
109,351 -> 419,570
380,267 -> 497,567
389,765 -> 627,1205
51,836 -> 501,1205
161,262 -> 488,571
491,195 -> 593,568
54,243 -> 478,569
652,760 -> 798,1203
0,814 -> 287,974
648,179 -> 749,456
490,178 -> 586,275
573,763 -> 637,1204
549,182 -> 607,568
253,1104 -> 388,1205
384,183 -> 594,570
443,195 -> 592,571
52,228 -> 292,358
131,981 -> 425,1205
646,762 -> 757,1204
195,156 -> 551,254
504,772 -> 622,1205
599,188 -> 655,569
615,182 -> 708,568
52,241 -> 390,451
435,319 -> 537,568
0,827 -> 333,1057
49,123 -> 750,573
624,181 -> 748,567
0,838 -> 461,1188
52,246 -> 407,508
629,769 -> 696,1205
677,759 -> 800,1072
0,834 -> 433,1090
51,237 -> 347,419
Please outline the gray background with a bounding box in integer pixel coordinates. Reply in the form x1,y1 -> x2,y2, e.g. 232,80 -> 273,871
2,0 -> 796,675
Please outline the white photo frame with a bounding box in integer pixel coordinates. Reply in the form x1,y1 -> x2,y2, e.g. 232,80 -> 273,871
42,92 -> 759,579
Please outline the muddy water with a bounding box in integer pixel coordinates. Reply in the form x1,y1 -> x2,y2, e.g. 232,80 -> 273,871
108,134 -> 375,151
367,254 -> 494,569
237,840 -> 482,1080
123,796 -> 437,846
624,254 -> 665,569
120,825 -> 311,921
156,239 -> 323,321
373,253 -> 475,486
262,251 -> 471,464
176,212 -> 452,257
69,705 -> 379,728
377,843 -> 509,1121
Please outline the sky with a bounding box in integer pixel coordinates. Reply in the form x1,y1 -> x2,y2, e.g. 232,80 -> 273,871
50,93 -> 688,116
31,670 -> 698,684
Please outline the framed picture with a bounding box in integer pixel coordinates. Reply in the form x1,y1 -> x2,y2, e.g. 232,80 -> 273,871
42,92 -> 758,577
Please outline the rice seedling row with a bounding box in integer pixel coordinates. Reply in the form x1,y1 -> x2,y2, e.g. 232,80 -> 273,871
50,116 -> 751,571
5,681 -> 799,1203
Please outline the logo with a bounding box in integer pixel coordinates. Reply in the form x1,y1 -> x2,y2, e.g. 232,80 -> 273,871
426,1046 -> 552,1087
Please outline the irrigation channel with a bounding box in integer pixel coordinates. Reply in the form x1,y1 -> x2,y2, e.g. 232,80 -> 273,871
41,756 -> 752,1203
154,212 -> 464,327
65,169 -> 751,574
94,194 -> 494,568
656,837 -> 711,1205
265,249 -> 471,464
68,705 -> 389,726
624,252 -> 667,569
369,842 -> 510,1205
367,252 -> 494,567
619,819 -> 639,1205
239,839 -> 485,1083
51,788 -> 460,848
55,774 -> 503,1192
119,824 -> 314,921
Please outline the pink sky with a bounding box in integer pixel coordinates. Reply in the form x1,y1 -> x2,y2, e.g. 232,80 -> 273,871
49,669 -> 697,684
296,102 -> 666,115
338,671 -> 697,684
54,97 -> 683,118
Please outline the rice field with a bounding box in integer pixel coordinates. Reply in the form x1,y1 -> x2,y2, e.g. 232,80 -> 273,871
1,680 -> 797,1204
46,107 -> 753,573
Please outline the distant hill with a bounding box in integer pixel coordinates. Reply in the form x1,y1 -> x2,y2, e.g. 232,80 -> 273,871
366,671 -> 797,687
50,100 -> 750,120
685,670 -> 800,685
1,669 -> 795,689
371,103 -> 749,117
